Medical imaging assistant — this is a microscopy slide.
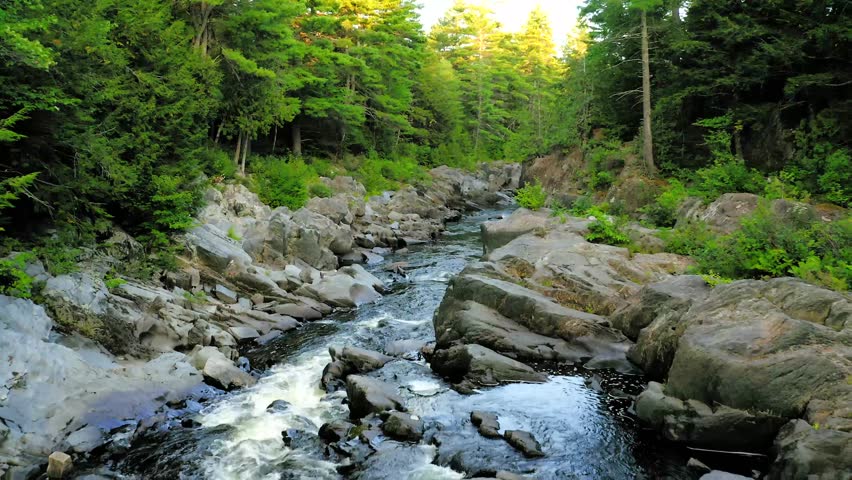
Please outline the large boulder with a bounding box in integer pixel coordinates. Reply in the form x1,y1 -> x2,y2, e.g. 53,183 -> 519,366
610,275 -> 710,340
663,279 -> 850,420
635,382 -> 786,450
0,295 -> 52,340
629,277 -> 851,478
434,264 -> 635,372
345,375 -> 406,419
0,307 -> 201,467
296,265 -> 384,308
769,419 -> 852,480
185,223 -> 253,271
480,208 -> 550,255
430,344 -> 547,387
485,218 -> 690,316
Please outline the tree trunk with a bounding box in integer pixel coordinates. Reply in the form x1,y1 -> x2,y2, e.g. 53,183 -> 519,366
271,125 -> 278,154
233,131 -> 242,169
292,123 -> 302,156
193,2 -> 213,57
671,0 -> 681,23
640,10 -> 657,175
214,121 -> 224,146
241,134 -> 249,175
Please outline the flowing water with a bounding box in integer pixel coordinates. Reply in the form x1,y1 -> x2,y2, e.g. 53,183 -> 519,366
108,210 -> 740,480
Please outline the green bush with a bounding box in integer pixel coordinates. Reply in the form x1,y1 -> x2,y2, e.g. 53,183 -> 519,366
308,183 -> 333,199
692,115 -> 764,201
570,196 -> 595,216
660,221 -> 715,257
105,277 -> 127,290
585,207 -> 630,246
764,170 -> 809,202
666,203 -> 851,291
250,156 -> 315,209
589,170 -> 615,191
203,148 -> 238,179
515,181 -> 547,210
0,252 -> 36,299
227,226 -> 242,241
641,179 -> 689,227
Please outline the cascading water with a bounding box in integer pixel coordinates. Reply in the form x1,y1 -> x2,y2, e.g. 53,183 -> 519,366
107,209 -> 705,479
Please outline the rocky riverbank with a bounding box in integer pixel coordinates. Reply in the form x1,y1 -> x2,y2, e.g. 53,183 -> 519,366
424,204 -> 851,479
0,163 -> 520,478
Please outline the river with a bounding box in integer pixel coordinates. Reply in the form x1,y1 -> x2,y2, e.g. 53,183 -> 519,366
109,209 -> 713,480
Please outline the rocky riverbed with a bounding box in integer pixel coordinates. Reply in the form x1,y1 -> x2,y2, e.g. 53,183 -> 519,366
2,164 -> 850,480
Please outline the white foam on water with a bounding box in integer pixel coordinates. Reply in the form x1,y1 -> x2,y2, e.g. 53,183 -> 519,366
198,351 -> 341,480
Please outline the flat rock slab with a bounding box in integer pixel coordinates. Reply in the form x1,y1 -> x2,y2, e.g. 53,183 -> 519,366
471,411 -> 501,438
214,284 -> 239,304
274,303 -> 322,321
503,430 -> 544,458
228,326 -> 260,342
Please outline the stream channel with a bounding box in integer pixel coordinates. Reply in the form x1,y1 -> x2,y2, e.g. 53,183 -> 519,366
107,209 -> 754,480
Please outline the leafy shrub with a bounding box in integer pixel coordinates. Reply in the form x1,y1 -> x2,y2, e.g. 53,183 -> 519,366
515,181 -> 547,210
641,179 -> 689,227
0,173 -> 38,232
784,112 -> 851,207
203,148 -> 237,180
701,272 -> 733,287
569,196 -> 595,216
308,183 -> 333,199
585,207 -> 630,245
147,174 -> 201,247
0,252 -> 36,298
692,115 -> 764,201
105,277 -> 127,290
589,170 -> 615,190
667,203 -> 851,291
227,226 -> 242,241
764,170 -> 809,202
660,221 -> 715,257
250,156 -> 314,209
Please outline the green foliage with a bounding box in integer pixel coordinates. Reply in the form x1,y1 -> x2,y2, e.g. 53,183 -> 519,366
182,290 -> 208,306
783,112 -> 852,207
308,183 -> 333,199
660,221 -> 715,257
515,181 -> 547,210
353,155 -> 430,197
691,116 -> 763,201
227,226 -> 241,242
204,149 -> 238,180
700,272 -> 733,287
251,156 -> 314,210
667,204 -> 850,291
0,252 -> 36,299
570,196 -> 595,216
0,173 -> 38,231
585,207 -> 630,245
641,179 -> 688,227
764,171 -> 809,202
104,277 -> 127,290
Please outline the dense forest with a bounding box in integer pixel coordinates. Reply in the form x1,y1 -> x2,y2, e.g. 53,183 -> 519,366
1,0 -> 850,285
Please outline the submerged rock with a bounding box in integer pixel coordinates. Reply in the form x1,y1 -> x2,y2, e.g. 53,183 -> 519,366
470,411 -> 501,439
503,430 -> 544,458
